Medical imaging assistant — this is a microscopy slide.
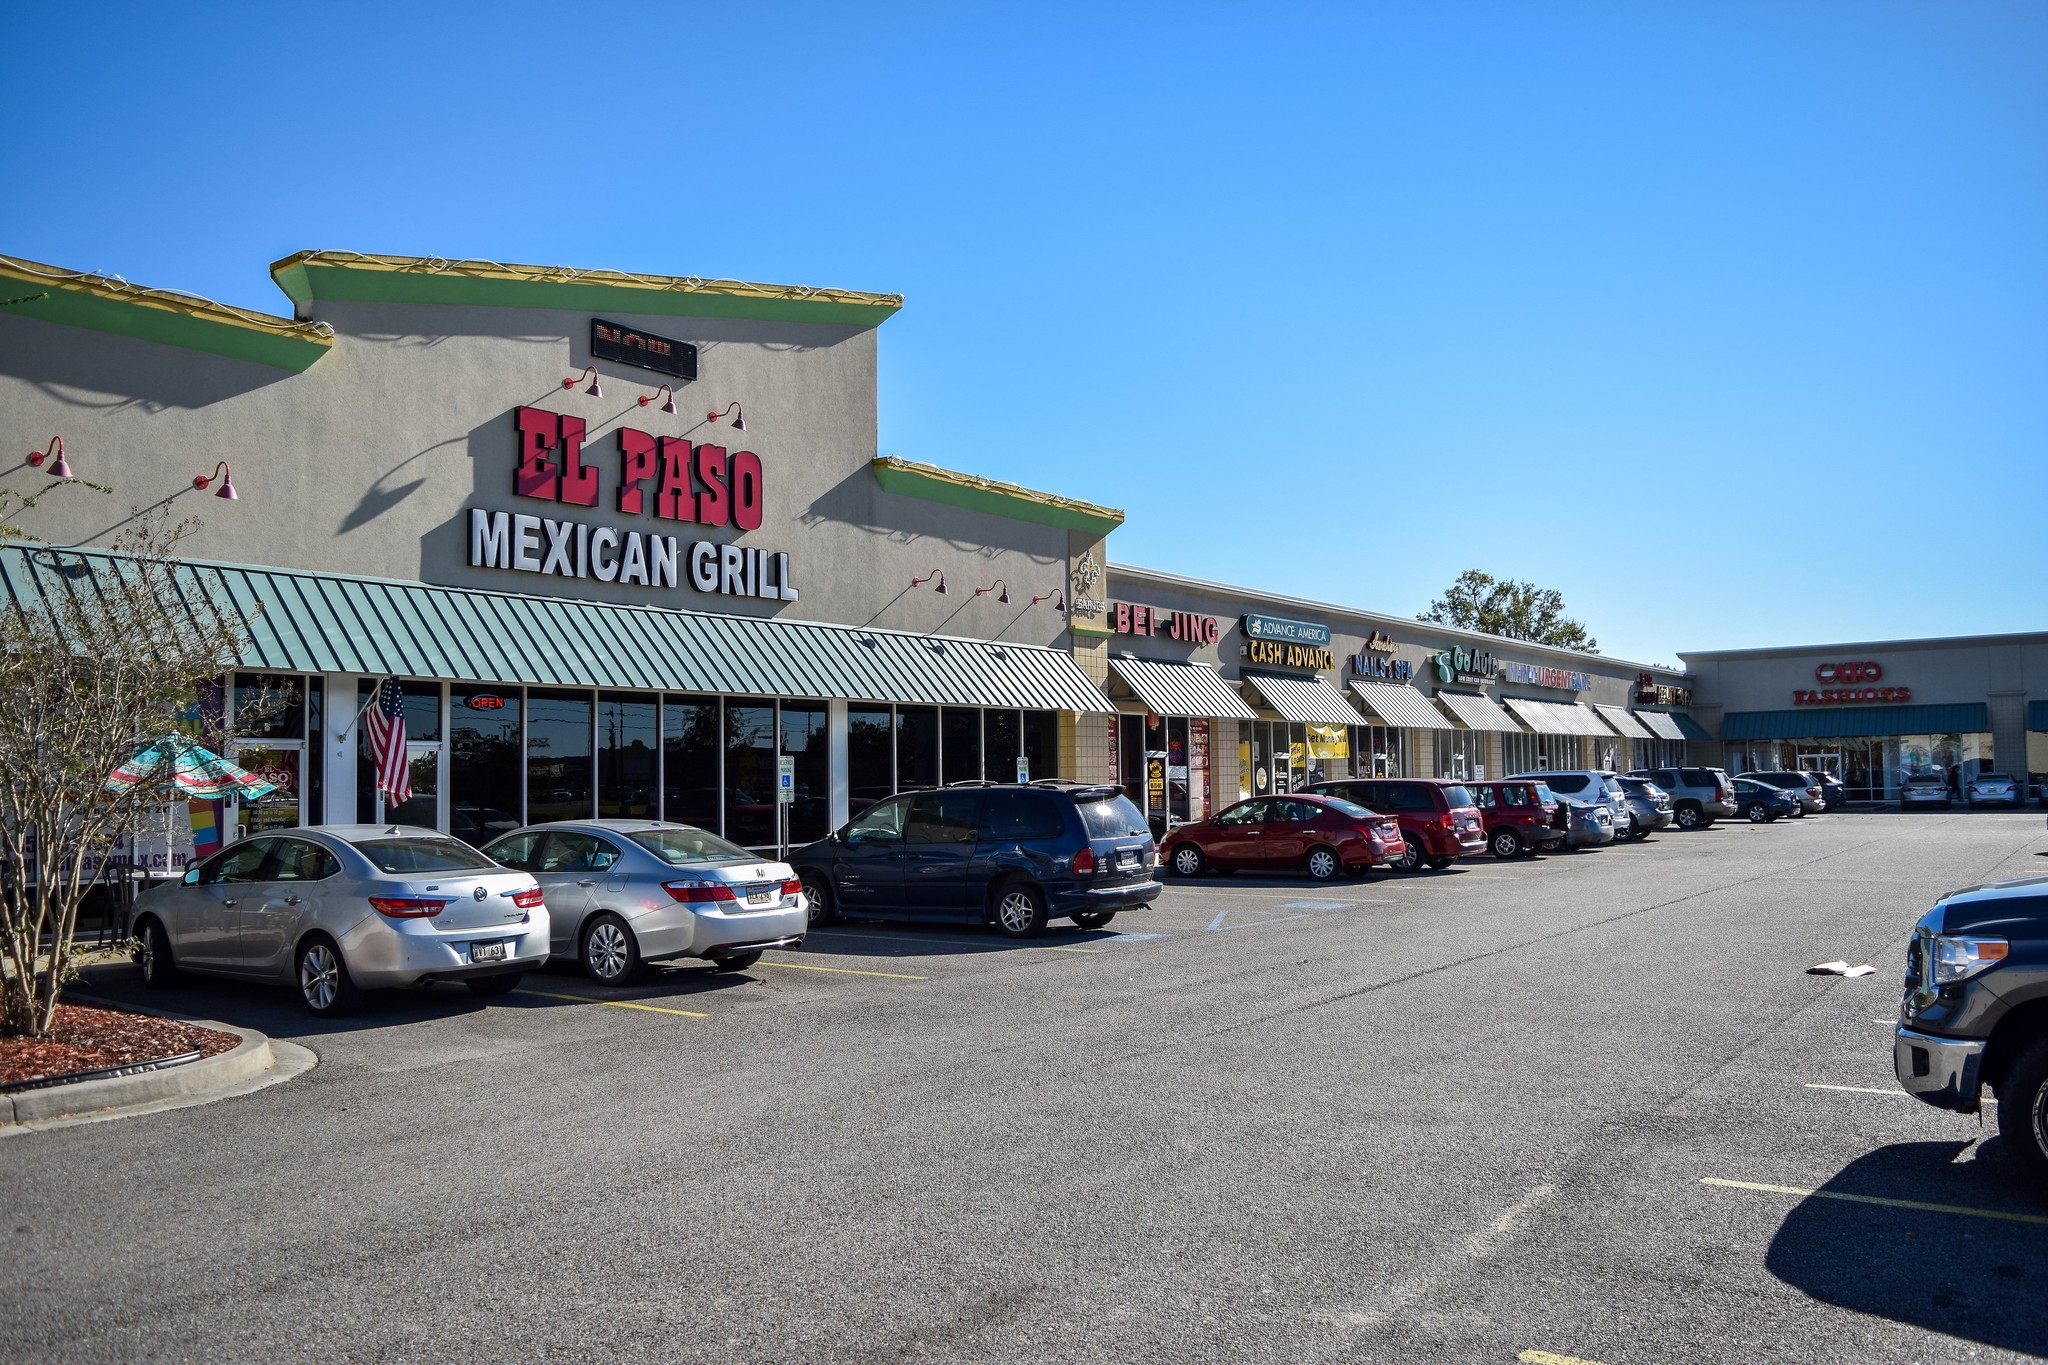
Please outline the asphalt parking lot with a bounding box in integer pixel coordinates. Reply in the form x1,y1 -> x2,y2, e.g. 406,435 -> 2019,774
5,811 -> 2048,1363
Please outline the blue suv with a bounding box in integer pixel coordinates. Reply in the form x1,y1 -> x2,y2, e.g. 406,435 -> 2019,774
789,783 -> 1162,937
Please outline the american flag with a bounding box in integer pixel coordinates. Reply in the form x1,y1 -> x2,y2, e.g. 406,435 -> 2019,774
364,677 -> 411,806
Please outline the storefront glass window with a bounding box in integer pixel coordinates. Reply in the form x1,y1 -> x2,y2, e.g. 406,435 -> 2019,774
942,707 -> 982,787
1304,723 -> 1348,786
1433,730 -> 1486,780
527,690 -> 594,823
1022,711 -> 1059,783
848,705 -> 894,810
1502,732 -> 1574,775
1353,725 -> 1407,778
234,673 -> 305,740
897,707 -> 939,792
984,709 -> 1022,782
662,696 -> 721,831
1119,715 -> 1147,805
357,679 -> 446,822
451,687 -> 523,834
726,700 -> 777,847
597,693 -> 658,818
781,701 -> 829,844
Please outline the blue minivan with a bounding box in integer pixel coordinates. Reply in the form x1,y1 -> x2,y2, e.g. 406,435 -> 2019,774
789,783 -> 1162,937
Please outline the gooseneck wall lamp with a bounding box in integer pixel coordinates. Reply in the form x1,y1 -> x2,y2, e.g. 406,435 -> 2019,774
27,436 -> 72,478
974,579 -> 1010,604
192,461 -> 239,500
1030,589 -> 1068,612
707,402 -> 746,432
563,366 -> 603,398
638,384 -> 678,414
912,569 -> 947,595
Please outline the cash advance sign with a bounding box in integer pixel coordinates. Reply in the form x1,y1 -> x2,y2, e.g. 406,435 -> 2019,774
466,406 -> 799,602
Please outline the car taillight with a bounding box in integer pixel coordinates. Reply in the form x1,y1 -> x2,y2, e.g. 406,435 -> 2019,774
1807,787 -> 1820,797
1715,785 -> 1729,801
511,888 -> 545,910
1074,847 -> 1097,874
780,879 -> 802,896
370,897 -> 446,919
663,880 -> 738,903
1440,810 -> 1457,830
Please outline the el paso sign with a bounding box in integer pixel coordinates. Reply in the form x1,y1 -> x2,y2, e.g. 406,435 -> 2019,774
466,405 -> 800,602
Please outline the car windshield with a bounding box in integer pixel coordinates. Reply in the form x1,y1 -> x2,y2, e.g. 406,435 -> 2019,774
1325,797 -> 1377,820
1977,773 -> 2012,782
626,827 -> 754,864
352,836 -> 499,873
1077,793 -> 1148,838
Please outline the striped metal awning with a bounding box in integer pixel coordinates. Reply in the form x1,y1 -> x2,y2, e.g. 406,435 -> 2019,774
1594,705 -> 1655,741
1504,697 -> 1615,737
1108,656 -> 1258,720
1348,679 -> 1454,730
0,548 -> 1113,712
1636,710 -> 1688,742
1432,689 -> 1523,733
1242,673 -> 1368,727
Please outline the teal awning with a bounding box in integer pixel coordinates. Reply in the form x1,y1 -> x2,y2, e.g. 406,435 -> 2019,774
2031,701 -> 2048,732
1720,704 -> 1989,741
0,548 -> 1113,713
1672,712 -> 1713,742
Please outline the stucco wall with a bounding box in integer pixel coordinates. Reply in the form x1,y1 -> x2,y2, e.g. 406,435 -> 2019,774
0,298 -> 1074,646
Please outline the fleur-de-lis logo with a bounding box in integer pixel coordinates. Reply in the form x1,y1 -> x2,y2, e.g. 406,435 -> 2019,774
1073,552 -> 1102,590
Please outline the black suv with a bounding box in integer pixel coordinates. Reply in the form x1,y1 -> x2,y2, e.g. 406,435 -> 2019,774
1895,875 -> 2048,1184
790,783 -> 1161,938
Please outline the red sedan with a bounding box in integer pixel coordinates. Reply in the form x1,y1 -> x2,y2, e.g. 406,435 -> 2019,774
1162,794 -> 1406,881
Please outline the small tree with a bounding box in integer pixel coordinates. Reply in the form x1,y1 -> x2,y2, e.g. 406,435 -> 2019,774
0,512 -> 255,1037
1420,569 -> 1599,653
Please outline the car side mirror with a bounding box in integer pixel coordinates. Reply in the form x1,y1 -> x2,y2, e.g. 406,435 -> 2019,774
181,866 -> 201,886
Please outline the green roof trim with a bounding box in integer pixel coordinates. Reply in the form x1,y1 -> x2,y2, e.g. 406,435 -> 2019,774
0,255 -> 333,372
871,457 -> 1124,537
0,548 -> 1110,714
270,252 -> 903,329
1720,703 -> 1989,741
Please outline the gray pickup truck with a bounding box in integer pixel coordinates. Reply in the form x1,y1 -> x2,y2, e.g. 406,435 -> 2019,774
1895,874 -> 2048,1184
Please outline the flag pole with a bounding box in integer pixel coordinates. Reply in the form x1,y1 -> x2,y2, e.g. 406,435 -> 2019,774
337,675 -> 395,740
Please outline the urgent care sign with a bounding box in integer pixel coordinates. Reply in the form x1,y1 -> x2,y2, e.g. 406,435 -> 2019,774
467,406 -> 798,601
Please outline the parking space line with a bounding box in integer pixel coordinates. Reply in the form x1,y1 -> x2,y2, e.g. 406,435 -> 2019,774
1805,1081 -> 1996,1104
755,959 -> 928,980
1700,1177 -> 2048,1226
516,989 -> 707,1018
1037,946 -> 1102,954
1518,1351 -> 1609,1365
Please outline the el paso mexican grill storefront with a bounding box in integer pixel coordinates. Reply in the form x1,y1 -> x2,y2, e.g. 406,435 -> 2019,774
0,251 -> 1119,858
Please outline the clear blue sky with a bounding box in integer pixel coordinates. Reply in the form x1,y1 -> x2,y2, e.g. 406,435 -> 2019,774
7,2 -> 2043,666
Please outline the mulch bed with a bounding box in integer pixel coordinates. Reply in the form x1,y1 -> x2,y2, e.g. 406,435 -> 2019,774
0,1003 -> 240,1091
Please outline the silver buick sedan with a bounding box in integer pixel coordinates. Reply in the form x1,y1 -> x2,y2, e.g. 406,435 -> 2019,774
133,825 -> 550,1016
480,819 -> 806,984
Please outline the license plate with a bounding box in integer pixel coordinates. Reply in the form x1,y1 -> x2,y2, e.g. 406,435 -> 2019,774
470,940 -> 507,963
746,888 -> 774,906
1119,850 -> 1140,867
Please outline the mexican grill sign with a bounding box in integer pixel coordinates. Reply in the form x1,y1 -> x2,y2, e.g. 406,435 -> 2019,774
467,406 -> 798,601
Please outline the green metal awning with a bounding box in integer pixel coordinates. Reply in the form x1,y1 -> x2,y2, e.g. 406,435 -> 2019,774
0,548 -> 1113,713
1720,704 -> 1989,741
1635,710 -> 1687,742
1671,712 -> 1712,742
1108,656 -> 1258,720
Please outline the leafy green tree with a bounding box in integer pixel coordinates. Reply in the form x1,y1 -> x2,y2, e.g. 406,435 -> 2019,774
1419,570 -> 1598,653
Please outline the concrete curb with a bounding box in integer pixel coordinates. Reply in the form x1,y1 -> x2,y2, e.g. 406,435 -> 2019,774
1,997 -> 316,1132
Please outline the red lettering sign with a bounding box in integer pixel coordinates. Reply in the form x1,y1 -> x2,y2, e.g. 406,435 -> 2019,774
1814,661 -> 1883,684
514,406 -> 559,499
695,444 -> 729,527
729,450 -> 763,531
655,437 -> 693,520
557,414 -> 597,507
616,429 -> 656,515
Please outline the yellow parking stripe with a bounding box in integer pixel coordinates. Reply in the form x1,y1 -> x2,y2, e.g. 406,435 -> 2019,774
516,988 -> 707,1018
1700,1177 -> 2048,1226
1519,1351 -> 1609,1365
755,959 -> 928,981
1037,946 -> 1102,954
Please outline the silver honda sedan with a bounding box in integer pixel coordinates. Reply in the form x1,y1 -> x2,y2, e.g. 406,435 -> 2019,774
479,819 -> 806,985
132,825 -> 550,1016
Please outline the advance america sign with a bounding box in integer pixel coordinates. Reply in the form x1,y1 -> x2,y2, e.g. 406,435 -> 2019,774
465,406 -> 799,602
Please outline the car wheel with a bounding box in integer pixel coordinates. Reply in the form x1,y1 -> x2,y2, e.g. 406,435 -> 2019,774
1995,1034 -> 2048,1188
992,881 -> 1048,938
296,935 -> 362,1017
1072,911 -> 1116,930
710,950 -> 762,973
1426,856 -> 1454,870
466,972 -> 523,996
800,874 -> 836,927
1490,829 -> 1522,859
1789,805 -> 1805,818
1393,841 -> 1425,873
135,916 -> 177,989
1673,802 -> 1702,831
581,913 -> 642,987
1304,846 -> 1340,881
1170,843 -> 1206,878
1745,803 -> 1769,823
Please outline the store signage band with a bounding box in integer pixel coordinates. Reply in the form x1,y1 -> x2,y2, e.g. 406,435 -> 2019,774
1794,661 -> 1906,706
1111,601 -> 1220,644
1348,650 -> 1413,681
590,318 -> 698,381
1430,645 -> 1497,685
1500,661 -> 1590,692
1635,672 -> 1693,707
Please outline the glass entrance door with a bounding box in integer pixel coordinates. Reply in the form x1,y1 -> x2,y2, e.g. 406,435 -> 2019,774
1797,752 -> 1843,780
231,742 -> 303,836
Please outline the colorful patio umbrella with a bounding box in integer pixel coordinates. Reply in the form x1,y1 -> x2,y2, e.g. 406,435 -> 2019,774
105,733 -> 279,801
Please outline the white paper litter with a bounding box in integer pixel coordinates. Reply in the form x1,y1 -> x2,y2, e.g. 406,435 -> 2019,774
1807,961 -> 1878,977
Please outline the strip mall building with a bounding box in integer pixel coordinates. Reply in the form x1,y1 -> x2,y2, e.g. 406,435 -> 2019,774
0,250 -> 2036,865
